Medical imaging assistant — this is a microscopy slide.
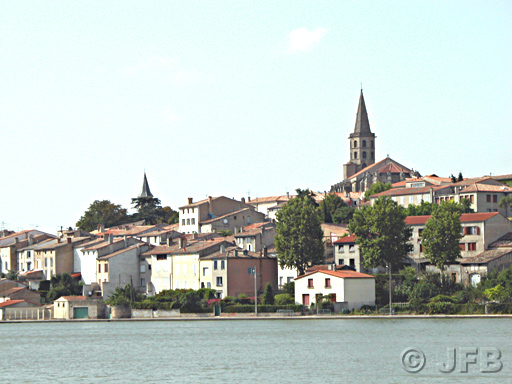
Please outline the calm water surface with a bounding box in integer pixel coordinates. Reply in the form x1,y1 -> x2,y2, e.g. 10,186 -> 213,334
1,318 -> 511,383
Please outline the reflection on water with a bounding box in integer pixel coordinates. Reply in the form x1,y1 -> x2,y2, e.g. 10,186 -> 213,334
1,318 -> 511,383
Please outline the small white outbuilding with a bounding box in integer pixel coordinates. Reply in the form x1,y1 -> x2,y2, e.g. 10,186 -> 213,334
294,269 -> 375,310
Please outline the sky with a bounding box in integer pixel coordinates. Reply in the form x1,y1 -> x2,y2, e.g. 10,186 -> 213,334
1,1 -> 511,234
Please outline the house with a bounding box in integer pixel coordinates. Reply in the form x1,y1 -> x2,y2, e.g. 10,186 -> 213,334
246,194 -> 292,219
0,300 -> 44,320
0,229 -> 54,247
294,269 -> 375,310
0,286 -> 41,304
199,246 -> 278,299
0,278 -> 27,293
178,196 -> 261,234
141,237 -> 233,295
53,296 -> 107,319
234,222 -> 275,252
0,233 -> 55,274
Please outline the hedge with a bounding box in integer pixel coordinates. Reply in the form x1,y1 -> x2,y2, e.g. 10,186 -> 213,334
223,304 -> 303,313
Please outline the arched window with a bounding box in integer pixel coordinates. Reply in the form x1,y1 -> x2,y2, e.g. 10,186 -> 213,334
362,140 -> 367,147
354,152 -> 358,159
354,140 -> 358,148
362,151 -> 367,159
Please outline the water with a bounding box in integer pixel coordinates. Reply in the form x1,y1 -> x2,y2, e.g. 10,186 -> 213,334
1,318 -> 511,383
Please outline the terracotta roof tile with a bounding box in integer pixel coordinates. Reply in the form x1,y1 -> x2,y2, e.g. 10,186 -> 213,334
58,296 -> 87,301
295,269 -> 374,280
0,300 -> 26,308
405,212 -> 499,226
460,249 -> 512,264
333,235 -> 357,244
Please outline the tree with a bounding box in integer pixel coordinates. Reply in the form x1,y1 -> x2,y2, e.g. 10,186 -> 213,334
275,189 -> 325,276
498,196 -> 512,212
484,284 -> 505,303
262,283 -> 274,305
104,283 -> 144,306
421,201 -> 463,271
364,181 -> 392,200
348,196 -> 412,311
318,193 -> 346,223
6,270 -> 18,281
405,200 -> 473,216
44,273 -> 82,303
76,200 -> 129,232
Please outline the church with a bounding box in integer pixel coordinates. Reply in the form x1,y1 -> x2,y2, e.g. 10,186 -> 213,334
331,90 -> 420,194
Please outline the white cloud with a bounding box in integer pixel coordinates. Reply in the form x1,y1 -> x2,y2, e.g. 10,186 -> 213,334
288,27 -> 328,53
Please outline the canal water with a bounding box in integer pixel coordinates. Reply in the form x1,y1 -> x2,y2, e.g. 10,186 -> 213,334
1,318 -> 511,383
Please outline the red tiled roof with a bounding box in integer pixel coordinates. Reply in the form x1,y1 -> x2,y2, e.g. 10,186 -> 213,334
460,183 -> 512,193
460,249 -> 512,264
405,212 -> 499,225
0,300 -> 25,308
295,269 -> 374,280
0,287 -> 27,296
71,273 -> 81,278
199,208 -> 256,225
333,235 -> 357,244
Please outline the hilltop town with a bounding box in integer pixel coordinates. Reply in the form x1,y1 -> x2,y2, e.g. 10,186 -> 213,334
1,91 -> 511,320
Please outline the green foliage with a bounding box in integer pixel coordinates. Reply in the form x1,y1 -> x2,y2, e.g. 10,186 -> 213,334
6,270 -> 18,281
318,193 -> 348,223
262,283 -> 274,305
349,196 -> 412,269
223,304 -> 303,313
498,196 -> 512,211
275,189 -> 325,276
76,200 -> 129,231
405,201 -> 435,216
44,273 -> 82,303
332,206 -> 356,224
364,181 -> 392,200
131,196 -> 179,225
38,280 -> 51,291
484,284 -> 506,302
281,281 -> 295,295
218,230 -> 233,237
421,201 -> 463,271
104,283 -> 144,306
274,293 -> 295,305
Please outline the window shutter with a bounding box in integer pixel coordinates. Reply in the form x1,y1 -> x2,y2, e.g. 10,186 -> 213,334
476,227 -> 480,235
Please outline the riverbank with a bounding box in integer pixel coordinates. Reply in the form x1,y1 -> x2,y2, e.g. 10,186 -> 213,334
3,313 -> 512,323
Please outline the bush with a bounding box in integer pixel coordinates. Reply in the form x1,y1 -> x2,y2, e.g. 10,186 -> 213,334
274,293 -> 294,305
223,304 -> 303,313
262,283 -> 274,305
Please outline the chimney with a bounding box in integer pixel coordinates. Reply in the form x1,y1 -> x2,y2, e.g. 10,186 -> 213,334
103,234 -> 108,241
234,227 -> 237,235
286,192 -> 290,199
67,237 -> 71,244
243,249 -> 248,256
248,196 -> 251,202
188,197 -> 193,204
263,246 -> 267,257
123,235 -> 127,248
220,245 -> 225,254
97,224 -> 105,233
241,197 -> 245,204
192,232 -> 198,240
167,237 -> 172,246
28,236 -> 34,246
109,234 -> 113,244
178,237 -> 183,248
208,196 -> 213,215
14,237 -> 19,244
235,249 -> 239,257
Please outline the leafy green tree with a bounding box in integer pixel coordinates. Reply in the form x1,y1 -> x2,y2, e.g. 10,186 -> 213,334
76,200 -> 129,231
332,206 -> 356,224
421,201 -> 463,271
275,189 -> 325,276
281,281 -> 294,295
274,293 -> 294,305
318,193 -> 347,223
6,270 -> 18,281
104,283 -> 144,306
349,196 -> 412,310
131,196 -> 179,225
457,172 -> 464,182
405,199 -> 473,216
364,181 -> 392,200
218,230 -> 233,237
458,198 -> 475,214
498,196 -> 512,212
485,284 -> 506,302
262,283 -> 274,305
45,273 -> 82,303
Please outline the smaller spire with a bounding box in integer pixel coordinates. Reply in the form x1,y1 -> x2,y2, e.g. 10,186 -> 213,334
139,172 -> 153,198
354,90 -> 372,134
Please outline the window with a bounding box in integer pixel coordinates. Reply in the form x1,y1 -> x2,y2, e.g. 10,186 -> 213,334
280,276 -> 283,286
418,229 -> 423,237
182,219 -> 185,225
50,258 -> 53,267
325,278 -> 331,288
354,152 -> 358,159
486,194 -> 491,203
141,278 -> 145,287
186,218 -> 190,225
287,277 -> 293,284
44,258 -> 47,268
157,255 -> 167,261
362,140 -> 367,147
468,243 -> 477,251
98,264 -> 101,273
354,140 -> 358,148
338,259 -> 344,265
349,245 -> 355,253
400,196 -> 405,205
464,226 -> 480,235
221,260 -> 225,270
140,264 -> 146,273
216,276 -> 223,286
349,259 -> 355,267
362,151 -> 367,159
459,243 -> 465,251
470,195 -> 474,203
247,244 -> 252,251
493,195 -> 498,203
214,260 -> 218,270
203,267 -> 209,276
191,218 -> 195,225
338,245 -> 344,253
207,282 -> 211,288
419,245 -> 424,253
105,263 -> 108,273
307,278 -> 314,288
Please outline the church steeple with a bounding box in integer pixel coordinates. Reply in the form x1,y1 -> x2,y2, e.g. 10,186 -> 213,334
139,172 -> 153,198
354,89 -> 372,134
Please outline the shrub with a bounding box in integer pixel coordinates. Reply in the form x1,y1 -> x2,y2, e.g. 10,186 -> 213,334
274,293 -> 294,305
262,283 -> 274,305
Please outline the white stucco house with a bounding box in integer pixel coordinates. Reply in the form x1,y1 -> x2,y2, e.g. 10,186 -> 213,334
294,269 -> 375,310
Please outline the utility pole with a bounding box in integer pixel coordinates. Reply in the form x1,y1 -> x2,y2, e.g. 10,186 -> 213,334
254,267 -> 257,316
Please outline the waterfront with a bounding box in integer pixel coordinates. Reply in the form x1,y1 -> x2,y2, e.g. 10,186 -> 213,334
1,318 -> 511,383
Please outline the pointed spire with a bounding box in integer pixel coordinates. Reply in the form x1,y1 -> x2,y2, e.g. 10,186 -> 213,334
139,172 -> 153,198
354,89 -> 371,134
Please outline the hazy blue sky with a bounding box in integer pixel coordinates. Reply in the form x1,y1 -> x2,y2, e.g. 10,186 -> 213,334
1,1 -> 511,233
